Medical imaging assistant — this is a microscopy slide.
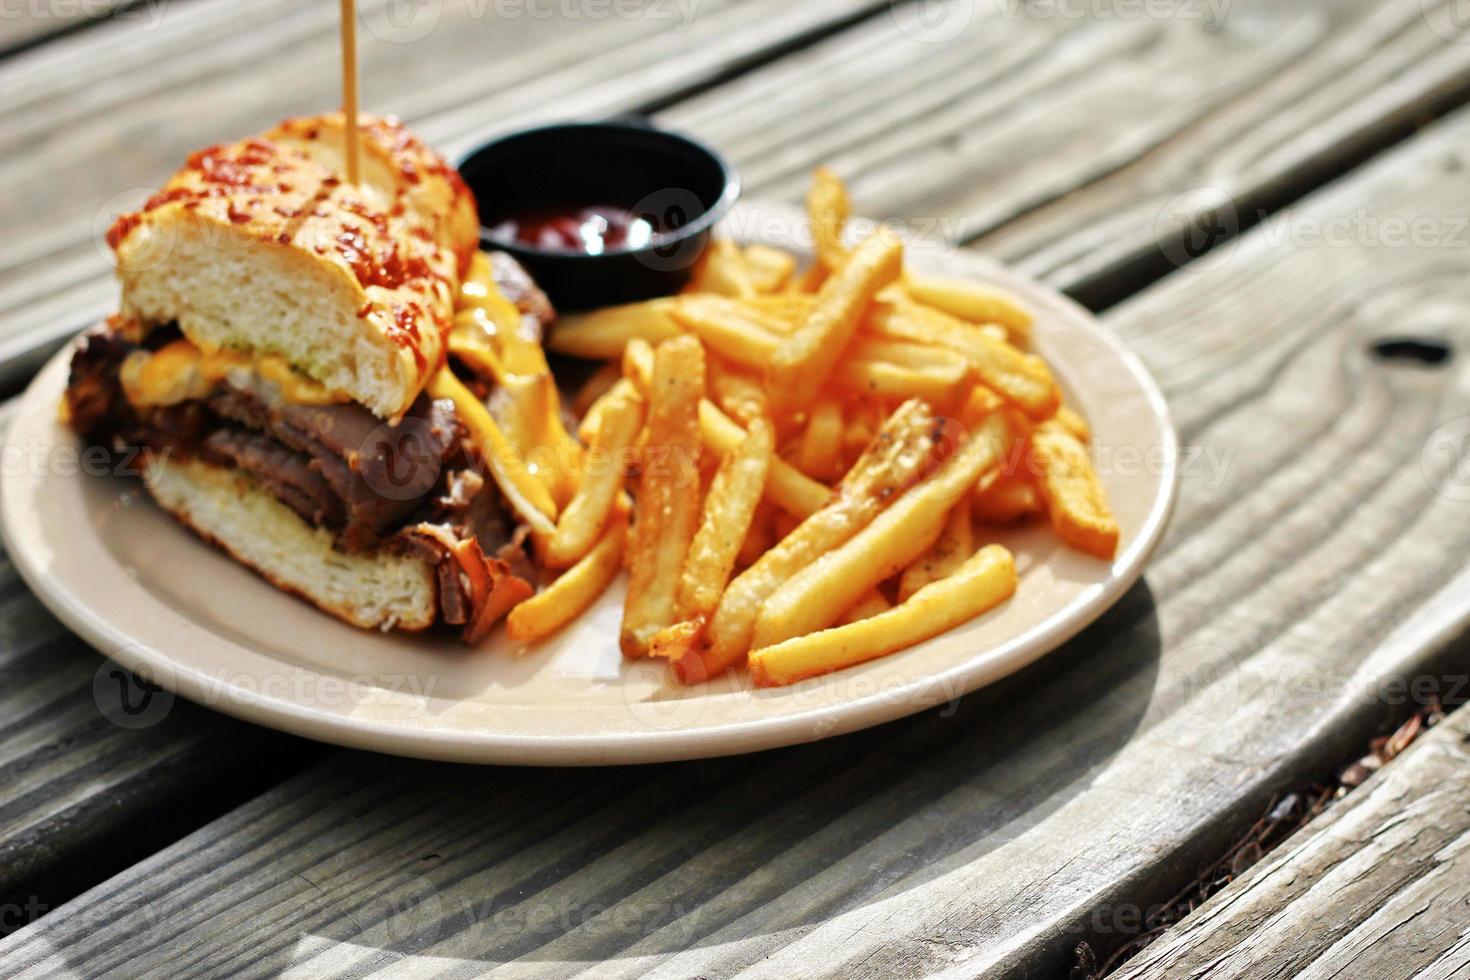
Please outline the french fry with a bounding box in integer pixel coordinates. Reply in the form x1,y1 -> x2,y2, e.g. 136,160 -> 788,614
903,272 -> 1034,343
972,468 -> 1042,525
867,301 -> 1058,419
743,244 -> 798,293
1030,419 -> 1119,560
700,402 -> 829,518
507,507 -> 627,644
747,293 -> 815,325
648,619 -> 705,660
572,362 -> 623,417
669,296 -> 783,369
840,397 -> 883,471
549,298 -> 682,360
546,388 -> 644,568
750,412 -> 1009,649
427,368 -> 557,535
834,338 -> 971,403
707,359 -> 769,427
623,339 -> 829,518
737,501 -> 778,568
688,238 -> 757,298
1055,404 -> 1091,443
808,166 -> 850,270
677,399 -> 943,682
748,545 -> 1016,686
579,378 -> 639,444
795,396 -> 845,482
897,502 -> 974,601
621,336 -> 706,656
766,228 -> 904,413
677,418 -> 774,621
838,588 -> 892,625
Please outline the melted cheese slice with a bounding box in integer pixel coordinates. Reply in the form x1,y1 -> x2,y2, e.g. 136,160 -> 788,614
120,339 -> 351,408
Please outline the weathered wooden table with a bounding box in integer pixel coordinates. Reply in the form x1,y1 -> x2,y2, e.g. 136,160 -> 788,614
4,2 -> 1470,976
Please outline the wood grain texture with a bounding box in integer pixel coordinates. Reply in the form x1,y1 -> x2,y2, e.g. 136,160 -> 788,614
661,0 -> 1470,307
0,0 -> 887,385
1115,705 -> 1470,980
0,0 -> 145,57
0,543 -> 312,930
6,85 -> 1470,980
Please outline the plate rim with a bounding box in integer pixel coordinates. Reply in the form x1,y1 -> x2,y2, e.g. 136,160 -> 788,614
1,211 -> 1177,765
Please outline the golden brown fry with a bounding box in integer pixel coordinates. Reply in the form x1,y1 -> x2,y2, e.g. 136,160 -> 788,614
707,359 -> 769,427
737,501 -> 778,568
578,378 -> 640,444
678,418 -> 774,621
838,588 -> 892,625
1055,404 -> 1091,444
669,296 -> 783,369
840,397 -> 883,472
834,338 -> 971,403
750,412 -> 1009,649
572,362 -> 623,418
747,293 -> 815,325
621,337 -> 706,656
974,474 -> 1041,525
767,228 -> 904,413
749,544 -> 1016,687
507,507 -> 628,644
622,336 -> 655,390
688,238 -> 757,298
676,399 -> 943,682
546,389 -> 644,568
795,396 -> 845,482
743,244 -> 798,293
624,340 -> 828,518
549,298 -> 682,360
1030,419 -> 1119,560
897,502 -> 974,601
902,272 -> 1034,343
648,619 -> 706,660
808,166 -> 851,270
700,402 -> 829,518
867,301 -> 1058,419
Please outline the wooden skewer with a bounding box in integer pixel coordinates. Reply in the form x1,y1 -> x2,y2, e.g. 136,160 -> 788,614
340,0 -> 360,184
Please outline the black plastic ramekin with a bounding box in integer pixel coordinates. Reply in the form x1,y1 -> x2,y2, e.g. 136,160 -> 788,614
456,120 -> 740,311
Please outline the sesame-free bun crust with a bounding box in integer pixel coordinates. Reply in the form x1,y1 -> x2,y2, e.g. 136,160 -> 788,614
144,455 -> 438,631
109,113 -> 478,420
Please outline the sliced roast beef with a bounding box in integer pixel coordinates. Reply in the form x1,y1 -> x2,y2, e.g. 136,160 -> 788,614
201,428 -> 343,529
209,385 -> 458,550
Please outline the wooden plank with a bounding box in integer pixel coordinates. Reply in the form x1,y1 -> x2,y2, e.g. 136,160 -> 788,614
0,545 -> 313,930
661,0 -> 1470,306
6,89 -> 1470,979
0,0 -> 887,385
1114,705 -> 1470,980
0,0 -> 149,57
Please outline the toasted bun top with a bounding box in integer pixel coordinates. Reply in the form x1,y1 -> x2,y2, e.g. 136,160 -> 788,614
106,113 -> 480,419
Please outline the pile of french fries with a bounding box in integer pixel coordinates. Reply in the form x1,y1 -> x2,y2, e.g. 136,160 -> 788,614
500,169 -> 1120,686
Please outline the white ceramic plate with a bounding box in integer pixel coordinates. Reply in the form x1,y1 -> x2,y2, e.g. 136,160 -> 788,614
0,204 -> 1175,765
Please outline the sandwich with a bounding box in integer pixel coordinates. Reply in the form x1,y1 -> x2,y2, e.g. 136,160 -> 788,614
65,112 -> 563,640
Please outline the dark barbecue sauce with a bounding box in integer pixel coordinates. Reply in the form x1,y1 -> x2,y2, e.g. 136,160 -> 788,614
490,205 -> 655,255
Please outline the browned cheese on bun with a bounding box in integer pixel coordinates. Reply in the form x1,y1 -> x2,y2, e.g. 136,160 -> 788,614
106,113 -> 479,420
